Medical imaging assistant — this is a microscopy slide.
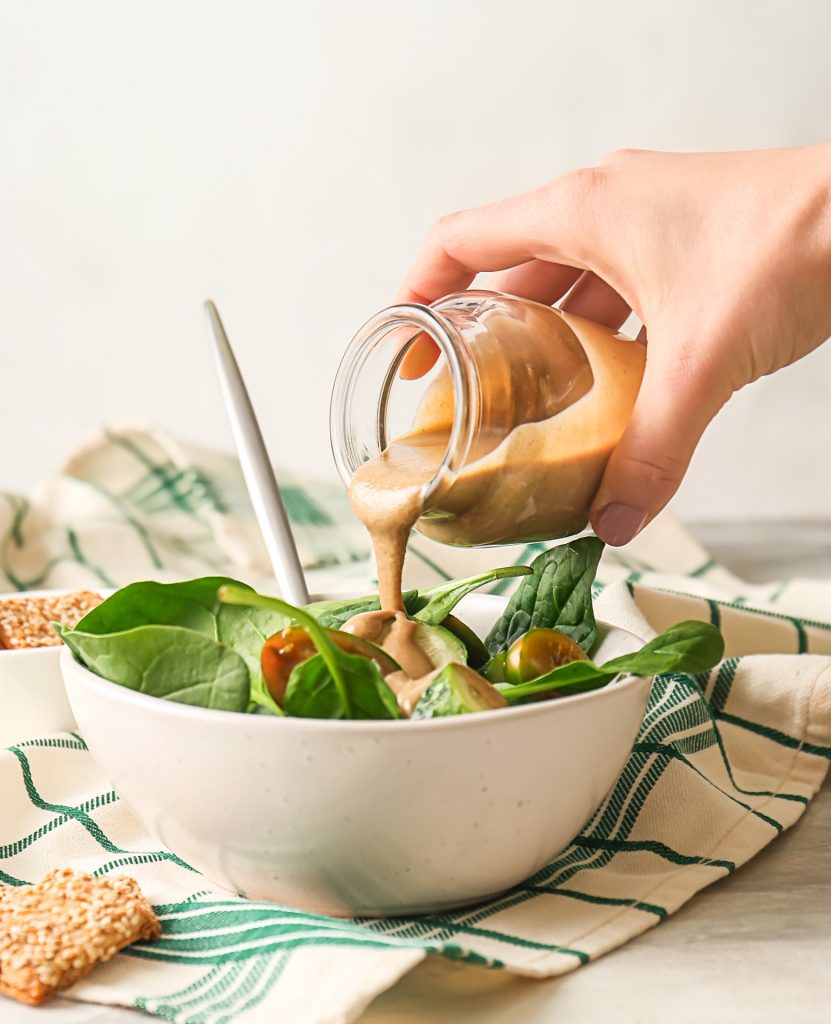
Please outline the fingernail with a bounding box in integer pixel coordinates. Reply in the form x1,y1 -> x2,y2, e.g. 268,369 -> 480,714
594,503 -> 648,546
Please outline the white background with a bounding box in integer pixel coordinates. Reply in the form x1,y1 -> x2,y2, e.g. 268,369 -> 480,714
2,0 -> 830,520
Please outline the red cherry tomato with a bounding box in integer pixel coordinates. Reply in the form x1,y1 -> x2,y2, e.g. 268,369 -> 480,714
261,627 -> 318,704
261,627 -> 399,705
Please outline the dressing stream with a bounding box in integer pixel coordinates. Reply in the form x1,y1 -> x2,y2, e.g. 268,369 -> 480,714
343,610 -> 439,715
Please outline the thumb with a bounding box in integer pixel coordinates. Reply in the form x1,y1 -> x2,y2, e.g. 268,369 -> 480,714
589,337 -> 731,546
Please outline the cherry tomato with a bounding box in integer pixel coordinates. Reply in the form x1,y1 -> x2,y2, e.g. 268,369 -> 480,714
261,627 -> 399,705
261,627 -> 318,704
505,627 -> 587,686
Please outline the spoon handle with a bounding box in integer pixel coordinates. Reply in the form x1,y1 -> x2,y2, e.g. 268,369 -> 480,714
205,300 -> 311,606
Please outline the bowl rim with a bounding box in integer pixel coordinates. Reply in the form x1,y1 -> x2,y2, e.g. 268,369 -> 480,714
0,645 -> 64,666
60,617 -> 652,736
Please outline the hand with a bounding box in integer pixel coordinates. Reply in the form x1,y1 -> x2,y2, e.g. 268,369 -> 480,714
397,146 -> 831,544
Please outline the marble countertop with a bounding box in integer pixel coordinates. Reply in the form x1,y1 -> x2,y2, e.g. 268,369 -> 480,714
5,523 -> 830,1024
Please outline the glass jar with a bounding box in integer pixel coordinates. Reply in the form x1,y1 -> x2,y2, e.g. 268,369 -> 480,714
330,290 -> 645,547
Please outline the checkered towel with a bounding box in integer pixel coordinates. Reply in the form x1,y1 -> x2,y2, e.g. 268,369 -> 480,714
1,425 -> 829,1023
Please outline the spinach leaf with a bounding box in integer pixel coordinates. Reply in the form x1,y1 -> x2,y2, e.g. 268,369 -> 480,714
498,620 -> 724,703
282,653 -> 343,718
251,703 -> 283,716
496,660 -> 624,702
485,538 -> 604,656
74,577 -> 288,702
56,623 -> 250,712
284,651 -> 399,720
214,604 -> 287,714
410,566 -> 532,626
305,591 -> 419,629
247,671 -> 285,716
220,585 -> 399,720
76,577 -> 256,636
601,620 -> 725,677
302,565 -> 528,634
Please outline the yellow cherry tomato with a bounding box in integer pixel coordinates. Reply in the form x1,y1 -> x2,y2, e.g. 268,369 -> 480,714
505,627 -> 588,686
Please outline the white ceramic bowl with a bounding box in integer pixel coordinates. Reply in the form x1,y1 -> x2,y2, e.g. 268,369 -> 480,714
61,593 -> 652,916
0,645 -> 77,746
0,588 -> 111,747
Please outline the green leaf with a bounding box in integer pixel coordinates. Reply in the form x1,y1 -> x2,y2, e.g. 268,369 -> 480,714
74,577 -> 287,701
284,651 -> 399,720
496,660 -> 618,702
76,577 -> 254,636
56,623 -> 250,712
485,538 -> 604,656
498,620 -> 724,704
220,585 -> 399,720
304,591 -> 419,629
247,676 -> 285,716
410,566 -> 532,626
283,654 -> 343,718
601,621 -> 725,677
250,703 -> 283,716
215,604 -> 287,714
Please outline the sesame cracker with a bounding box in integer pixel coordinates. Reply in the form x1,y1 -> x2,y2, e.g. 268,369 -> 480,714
0,592 -> 102,650
0,868 -> 161,1005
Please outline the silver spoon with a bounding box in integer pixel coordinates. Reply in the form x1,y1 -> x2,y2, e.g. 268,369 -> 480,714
205,300 -> 311,606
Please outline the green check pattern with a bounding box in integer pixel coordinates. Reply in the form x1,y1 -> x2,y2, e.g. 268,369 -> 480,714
1,426 -> 830,1023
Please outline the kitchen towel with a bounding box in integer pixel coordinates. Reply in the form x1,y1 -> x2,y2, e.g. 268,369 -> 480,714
0,425 -> 829,1023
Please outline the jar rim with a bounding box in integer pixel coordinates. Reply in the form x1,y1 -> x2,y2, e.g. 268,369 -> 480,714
330,299 -> 478,508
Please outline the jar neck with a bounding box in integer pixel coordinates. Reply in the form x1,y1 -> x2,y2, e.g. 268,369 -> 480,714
330,301 -> 481,508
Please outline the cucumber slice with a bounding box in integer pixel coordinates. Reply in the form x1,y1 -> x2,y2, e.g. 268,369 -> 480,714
412,622 -> 467,670
412,663 -> 507,719
441,614 -> 490,668
481,652 -> 508,683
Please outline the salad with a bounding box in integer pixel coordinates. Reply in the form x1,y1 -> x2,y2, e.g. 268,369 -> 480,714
56,538 -> 724,720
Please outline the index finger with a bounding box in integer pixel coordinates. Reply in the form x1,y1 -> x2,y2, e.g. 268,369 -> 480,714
396,180 -> 591,305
